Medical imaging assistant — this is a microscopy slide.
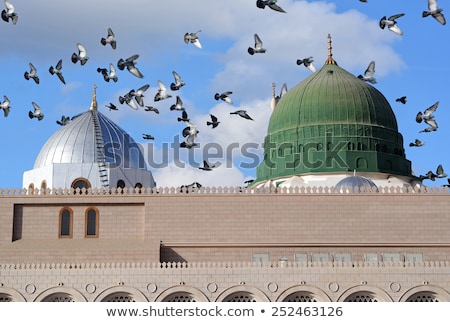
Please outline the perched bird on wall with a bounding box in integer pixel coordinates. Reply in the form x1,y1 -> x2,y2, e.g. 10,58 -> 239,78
177,110 -> 189,122
379,13 -> 405,35
130,84 -> 150,107
214,91 -> 233,104
358,61 -> 377,84
100,27 -> 117,49
230,110 -> 253,120
56,115 -> 71,126
416,101 -> 439,132
170,96 -> 185,111
396,96 -> 407,104
105,102 -> 118,111
248,33 -> 266,55
256,0 -> 286,13
49,59 -> 66,84
24,63 -> 39,84
154,80 -> 172,101
142,134 -> 155,140
97,63 -> 118,83
184,30 -> 202,48
170,71 -> 186,91
180,181 -> 202,193
0,95 -> 11,117
144,105 -> 159,114
199,160 -> 216,171
1,1 -> 18,24
71,43 -> 89,65
28,102 -> 44,121
207,114 -> 220,128
423,0 -> 446,25
117,54 -> 143,78
409,139 -> 425,147
296,57 -> 316,73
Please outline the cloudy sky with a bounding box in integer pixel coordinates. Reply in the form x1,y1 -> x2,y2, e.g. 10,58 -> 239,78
0,0 -> 448,189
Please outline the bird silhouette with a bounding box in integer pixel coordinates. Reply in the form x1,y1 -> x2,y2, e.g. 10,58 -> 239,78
97,63 -> 118,83
106,103 -> 118,111
423,0 -> 446,25
379,13 -> 405,35
154,80 -> 172,101
207,114 -> 220,128
396,96 -> 407,104
144,105 -> 159,114
436,164 -> 448,179
416,101 -> 439,132
119,91 -> 139,110
130,84 -> 150,107
230,110 -> 253,120
142,134 -> 155,140
296,57 -> 316,73
181,121 -> 199,149
184,30 -> 202,48
117,54 -> 143,78
358,61 -> 377,84
56,115 -> 71,126
409,139 -> 425,147
170,95 -> 185,111
1,1 -> 17,24
248,33 -> 266,55
71,43 -> 89,65
24,63 -> 39,84
199,160 -> 216,171
170,71 -> 186,90
177,110 -> 189,122
49,59 -> 66,84
180,182 -> 202,193
100,27 -> 117,49
256,0 -> 286,13
0,95 -> 11,117
214,91 -> 233,104
28,102 -> 44,121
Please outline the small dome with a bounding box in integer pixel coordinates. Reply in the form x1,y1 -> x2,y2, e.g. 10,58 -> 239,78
335,175 -> 378,192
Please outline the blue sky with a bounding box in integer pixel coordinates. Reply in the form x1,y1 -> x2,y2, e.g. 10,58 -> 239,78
0,0 -> 448,189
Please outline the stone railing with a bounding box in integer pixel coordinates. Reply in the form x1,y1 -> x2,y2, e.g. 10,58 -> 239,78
0,185 -> 449,197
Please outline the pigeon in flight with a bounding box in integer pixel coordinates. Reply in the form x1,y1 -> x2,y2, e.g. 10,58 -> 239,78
106,103 -> 118,111
142,134 -> 155,140
56,115 -> 71,126
357,61 -> 377,84
154,80 -> 172,101
207,114 -> 220,128
177,110 -> 189,122
248,33 -> 266,55
100,27 -> 117,49
199,160 -> 216,171
144,105 -> 159,114
184,30 -> 202,48
256,0 -> 286,13
1,1 -> 17,24
416,101 -> 439,132
29,102 -> 44,121
181,121 -> 199,149
117,54 -> 143,78
423,0 -> 446,25
409,139 -> 425,147
170,95 -> 186,111
296,57 -> 316,73
170,71 -> 186,91
49,59 -> 66,84
230,110 -> 253,120
24,63 -> 39,84
119,91 -> 139,110
0,95 -> 11,117
396,96 -> 407,104
130,84 -> 150,107
97,64 -> 118,83
379,13 -> 405,35
71,43 -> 89,65
435,164 -> 448,179
419,170 -> 437,182
215,91 -> 233,104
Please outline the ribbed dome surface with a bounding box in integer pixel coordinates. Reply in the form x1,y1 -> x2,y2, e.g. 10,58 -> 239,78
335,175 -> 378,192
34,109 -> 146,169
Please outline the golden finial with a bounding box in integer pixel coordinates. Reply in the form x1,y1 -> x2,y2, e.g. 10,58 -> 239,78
90,84 -> 98,110
324,34 -> 337,65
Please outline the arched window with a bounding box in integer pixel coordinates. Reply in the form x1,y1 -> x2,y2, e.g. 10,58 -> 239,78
71,178 -> 91,193
85,207 -> 99,238
59,207 -> 73,238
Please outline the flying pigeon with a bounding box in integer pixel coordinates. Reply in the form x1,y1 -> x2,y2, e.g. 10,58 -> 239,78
256,0 -> 286,13
423,0 -> 446,25
416,101 -> 439,132
28,102 -> 44,121
0,95 -> 11,117
357,61 -> 377,84
230,110 -> 253,120
207,114 -> 220,128
154,80 -> 172,101
248,33 -> 266,55
214,91 -> 233,104
142,134 -> 155,140
296,57 -> 316,73
177,110 -> 189,122
100,27 -> 117,49
379,13 -> 405,35
409,139 -> 425,147
97,63 -> 118,83
71,43 -> 89,65
181,121 -> 199,149
1,1 -> 17,24
24,63 -> 39,84
49,59 -> 66,84
199,160 -> 216,171
144,105 -> 159,114
106,103 -> 118,111
117,54 -> 143,78
184,30 -> 202,48
170,71 -> 186,90
435,164 -> 447,179
119,91 -> 139,110
56,115 -> 71,126
130,84 -> 150,107
170,95 -> 185,111
396,96 -> 407,104
419,170 -> 437,181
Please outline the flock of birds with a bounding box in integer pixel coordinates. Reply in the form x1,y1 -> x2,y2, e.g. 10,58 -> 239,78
0,0 -> 448,188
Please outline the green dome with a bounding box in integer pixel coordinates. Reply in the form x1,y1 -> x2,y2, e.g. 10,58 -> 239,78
256,59 -> 413,183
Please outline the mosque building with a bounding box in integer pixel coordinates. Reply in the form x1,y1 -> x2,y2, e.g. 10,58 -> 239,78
0,37 -> 449,302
